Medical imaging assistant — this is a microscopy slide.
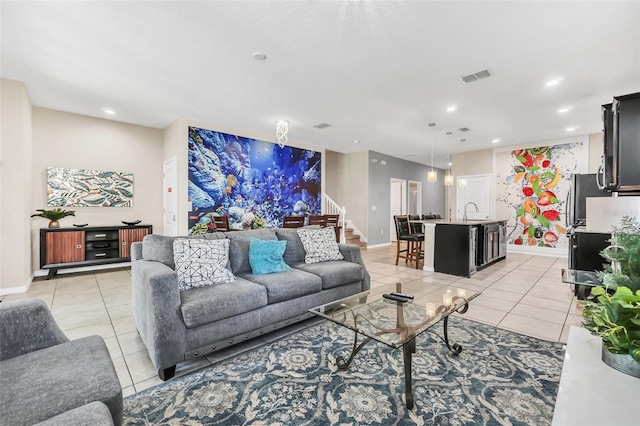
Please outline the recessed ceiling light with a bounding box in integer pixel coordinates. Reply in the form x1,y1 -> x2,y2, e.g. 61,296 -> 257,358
546,77 -> 563,87
102,108 -> 115,115
353,139 -> 360,144
557,106 -> 572,114
492,138 -> 500,143
448,162 -> 452,166
446,105 -> 457,112
252,52 -> 267,60
566,126 -> 577,132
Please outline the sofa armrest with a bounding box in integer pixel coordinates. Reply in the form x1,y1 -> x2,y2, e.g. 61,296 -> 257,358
131,260 -> 186,371
338,243 -> 371,292
130,241 -> 143,261
0,299 -> 69,361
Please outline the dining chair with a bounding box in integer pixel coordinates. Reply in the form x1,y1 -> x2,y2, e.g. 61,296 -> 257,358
324,214 -> 339,227
212,215 -> 230,231
308,215 -> 326,227
394,215 -> 424,269
282,216 -> 305,228
408,214 -> 422,234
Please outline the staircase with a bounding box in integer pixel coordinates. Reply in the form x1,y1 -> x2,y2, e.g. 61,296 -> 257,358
345,226 -> 367,249
323,193 -> 367,248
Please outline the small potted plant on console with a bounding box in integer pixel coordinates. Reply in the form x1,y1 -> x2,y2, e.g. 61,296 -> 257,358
31,208 -> 76,228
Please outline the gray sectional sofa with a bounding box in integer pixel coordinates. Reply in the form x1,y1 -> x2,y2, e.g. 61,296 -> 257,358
0,299 -> 122,426
131,227 -> 370,380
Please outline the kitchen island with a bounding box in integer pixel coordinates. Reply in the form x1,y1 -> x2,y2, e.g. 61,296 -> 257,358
414,219 -> 507,277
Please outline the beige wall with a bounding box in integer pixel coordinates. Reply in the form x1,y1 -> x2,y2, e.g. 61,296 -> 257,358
588,132 -> 603,173
30,108 -> 164,272
449,148 -> 493,221
325,150 -> 369,238
448,134 -> 603,222
164,118 -> 327,235
1,79 -> 33,293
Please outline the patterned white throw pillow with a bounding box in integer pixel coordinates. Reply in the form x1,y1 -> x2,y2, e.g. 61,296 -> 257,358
297,227 -> 344,264
173,238 -> 235,291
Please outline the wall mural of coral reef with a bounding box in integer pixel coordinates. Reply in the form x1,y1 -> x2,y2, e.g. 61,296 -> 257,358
47,167 -> 133,207
496,141 -> 586,249
188,127 -> 321,234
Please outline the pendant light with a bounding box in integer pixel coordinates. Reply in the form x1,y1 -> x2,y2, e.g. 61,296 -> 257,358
427,123 -> 437,183
458,143 -> 467,188
276,120 -> 289,148
444,132 -> 454,186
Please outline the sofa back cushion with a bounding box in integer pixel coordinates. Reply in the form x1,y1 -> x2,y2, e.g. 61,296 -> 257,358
275,228 -> 306,264
174,238 -> 235,290
225,229 -> 278,274
141,233 -> 225,269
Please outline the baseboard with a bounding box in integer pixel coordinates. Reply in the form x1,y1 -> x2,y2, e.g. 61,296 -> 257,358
32,262 -> 132,278
507,244 -> 568,258
367,242 -> 391,249
0,275 -> 33,296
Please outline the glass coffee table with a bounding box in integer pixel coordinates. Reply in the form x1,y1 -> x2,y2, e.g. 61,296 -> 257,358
561,269 -> 603,300
309,283 -> 481,409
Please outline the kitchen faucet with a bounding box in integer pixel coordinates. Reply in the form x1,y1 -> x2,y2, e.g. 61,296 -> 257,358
463,202 -> 479,222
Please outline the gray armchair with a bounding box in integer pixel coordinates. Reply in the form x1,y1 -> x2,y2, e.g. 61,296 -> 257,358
0,299 -> 123,426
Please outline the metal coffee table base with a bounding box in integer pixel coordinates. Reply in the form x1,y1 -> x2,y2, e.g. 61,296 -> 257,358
335,312 -> 466,410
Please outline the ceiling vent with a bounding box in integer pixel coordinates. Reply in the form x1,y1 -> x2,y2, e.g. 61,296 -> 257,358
459,68 -> 493,84
459,127 -> 471,132
313,123 -> 331,129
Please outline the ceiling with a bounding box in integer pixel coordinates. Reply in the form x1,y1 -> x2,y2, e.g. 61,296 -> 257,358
2,1 -> 639,168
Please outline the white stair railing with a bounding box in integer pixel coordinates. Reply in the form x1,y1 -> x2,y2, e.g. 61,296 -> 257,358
322,193 -> 346,243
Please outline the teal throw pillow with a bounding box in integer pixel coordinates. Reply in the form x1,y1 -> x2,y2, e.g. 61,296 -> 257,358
249,238 -> 291,275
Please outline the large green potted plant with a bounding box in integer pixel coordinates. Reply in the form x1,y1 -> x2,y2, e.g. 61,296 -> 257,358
31,208 -> 75,228
582,286 -> 640,377
582,215 -> 640,377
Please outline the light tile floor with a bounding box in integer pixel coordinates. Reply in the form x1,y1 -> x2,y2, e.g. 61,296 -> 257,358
1,244 -> 582,396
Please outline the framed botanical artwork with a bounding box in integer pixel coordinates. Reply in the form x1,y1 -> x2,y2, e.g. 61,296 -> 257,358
47,167 -> 134,207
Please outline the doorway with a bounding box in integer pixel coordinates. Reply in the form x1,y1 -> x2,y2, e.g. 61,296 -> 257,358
390,178 -> 407,241
163,157 -> 178,236
456,174 -> 492,220
407,180 -> 422,216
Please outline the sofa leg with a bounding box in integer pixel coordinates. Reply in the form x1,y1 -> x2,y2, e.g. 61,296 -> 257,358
159,366 -> 176,381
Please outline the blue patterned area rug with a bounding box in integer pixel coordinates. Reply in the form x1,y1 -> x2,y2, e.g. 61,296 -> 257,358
123,316 -> 565,425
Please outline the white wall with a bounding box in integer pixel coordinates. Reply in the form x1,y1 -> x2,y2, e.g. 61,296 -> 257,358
30,108 -> 164,272
1,79 -> 33,294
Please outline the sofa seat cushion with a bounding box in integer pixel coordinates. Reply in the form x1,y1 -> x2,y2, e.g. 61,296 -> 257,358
180,278 -> 268,328
36,401 -> 114,426
0,336 -> 122,426
292,260 -> 365,290
237,269 -> 322,304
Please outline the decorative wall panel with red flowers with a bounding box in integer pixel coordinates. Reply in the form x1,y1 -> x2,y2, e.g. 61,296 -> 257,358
495,140 -> 587,249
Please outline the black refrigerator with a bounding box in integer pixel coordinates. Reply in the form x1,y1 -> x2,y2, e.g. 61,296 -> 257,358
565,173 -> 610,227
566,174 -> 611,273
